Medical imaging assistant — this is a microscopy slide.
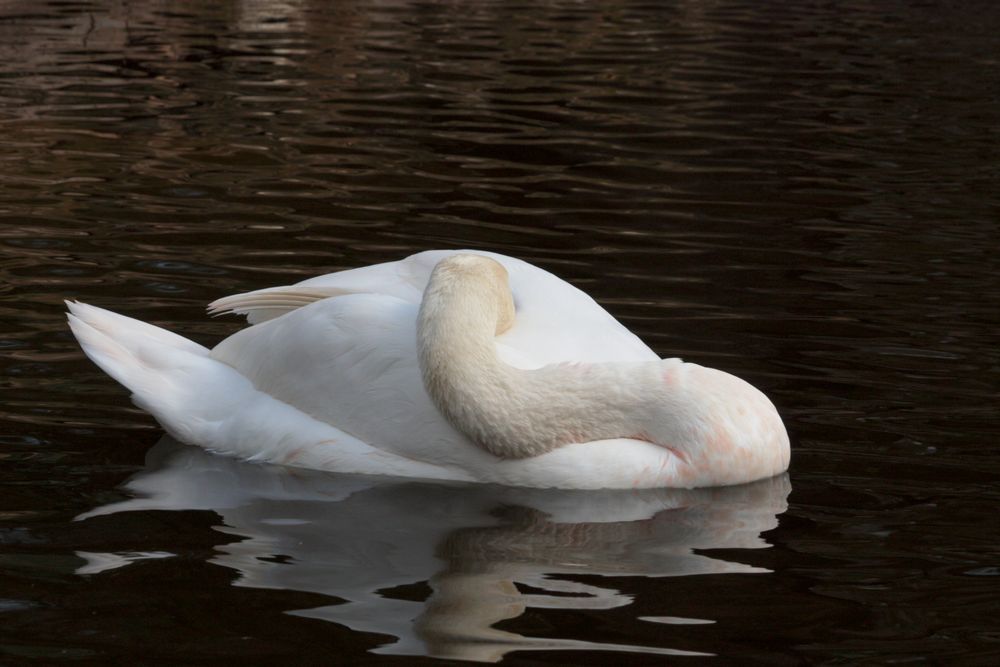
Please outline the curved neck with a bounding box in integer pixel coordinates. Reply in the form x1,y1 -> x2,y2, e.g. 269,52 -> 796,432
415,254 -> 790,485
416,255 -> 652,459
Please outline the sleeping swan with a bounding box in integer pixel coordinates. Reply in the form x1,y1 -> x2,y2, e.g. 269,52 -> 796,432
67,250 -> 789,489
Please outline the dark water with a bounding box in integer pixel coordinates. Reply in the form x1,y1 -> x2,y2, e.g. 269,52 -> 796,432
1,0 -> 998,663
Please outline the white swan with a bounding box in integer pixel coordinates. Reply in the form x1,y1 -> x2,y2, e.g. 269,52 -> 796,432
67,249 -> 789,489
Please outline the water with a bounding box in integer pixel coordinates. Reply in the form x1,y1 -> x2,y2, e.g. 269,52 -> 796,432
1,0 -> 998,663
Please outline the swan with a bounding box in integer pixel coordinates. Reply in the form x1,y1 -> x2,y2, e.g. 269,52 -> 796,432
67,249 -> 789,489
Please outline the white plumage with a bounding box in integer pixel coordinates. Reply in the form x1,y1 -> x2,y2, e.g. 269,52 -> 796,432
68,249 -> 789,489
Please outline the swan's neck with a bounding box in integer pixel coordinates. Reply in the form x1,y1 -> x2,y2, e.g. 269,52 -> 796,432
416,254 -> 791,485
416,255 -> 663,459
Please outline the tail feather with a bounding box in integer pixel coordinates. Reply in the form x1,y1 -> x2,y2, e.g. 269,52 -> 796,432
66,301 -> 207,357
68,311 -> 143,396
66,301 -> 211,423
67,300 -> 285,448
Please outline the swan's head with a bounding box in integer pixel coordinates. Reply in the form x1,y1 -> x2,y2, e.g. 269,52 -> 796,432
645,361 -> 791,486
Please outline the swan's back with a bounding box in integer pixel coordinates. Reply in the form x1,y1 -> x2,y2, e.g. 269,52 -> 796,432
215,249 -> 657,368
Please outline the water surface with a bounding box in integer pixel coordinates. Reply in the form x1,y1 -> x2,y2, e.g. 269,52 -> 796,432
1,0 -> 998,663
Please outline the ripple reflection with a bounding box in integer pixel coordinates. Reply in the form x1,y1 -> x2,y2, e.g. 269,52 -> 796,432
78,438 -> 790,661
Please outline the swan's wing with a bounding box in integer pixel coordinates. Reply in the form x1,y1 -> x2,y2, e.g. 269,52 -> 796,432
211,250 -> 658,366
494,253 -> 658,366
207,253 -> 436,324
208,286 -> 354,322
209,293 -> 491,469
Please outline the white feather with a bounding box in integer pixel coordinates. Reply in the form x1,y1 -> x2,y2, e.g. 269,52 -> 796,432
67,250 -> 789,489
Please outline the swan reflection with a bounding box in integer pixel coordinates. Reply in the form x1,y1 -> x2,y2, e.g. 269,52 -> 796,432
78,438 -> 790,661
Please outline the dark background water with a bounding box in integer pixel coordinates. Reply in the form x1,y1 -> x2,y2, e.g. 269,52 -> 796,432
2,0 -> 998,663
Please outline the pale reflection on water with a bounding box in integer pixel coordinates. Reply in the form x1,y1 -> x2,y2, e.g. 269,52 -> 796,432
77,439 -> 790,662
